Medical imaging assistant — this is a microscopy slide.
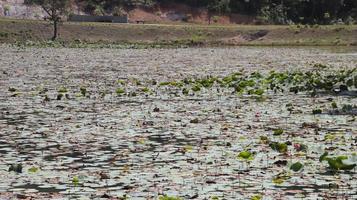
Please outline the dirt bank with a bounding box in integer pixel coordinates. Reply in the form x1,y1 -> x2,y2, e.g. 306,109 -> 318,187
0,18 -> 356,46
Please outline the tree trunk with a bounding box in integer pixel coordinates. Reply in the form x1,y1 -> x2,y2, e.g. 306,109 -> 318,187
52,20 -> 58,41
208,12 -> 211,25
311,0 -> 316,23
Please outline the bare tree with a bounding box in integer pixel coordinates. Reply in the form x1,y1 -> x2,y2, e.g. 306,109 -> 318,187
26,0 -> 69,40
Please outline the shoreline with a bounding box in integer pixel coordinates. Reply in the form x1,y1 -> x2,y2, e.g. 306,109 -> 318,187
1,18 -> 356,48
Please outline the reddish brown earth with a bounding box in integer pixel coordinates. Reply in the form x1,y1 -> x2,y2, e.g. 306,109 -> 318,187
126,3 -> 254,24
0,1 -> 254,25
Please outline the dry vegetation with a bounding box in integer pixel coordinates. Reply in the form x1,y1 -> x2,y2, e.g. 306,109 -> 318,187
0,18 -> 357,46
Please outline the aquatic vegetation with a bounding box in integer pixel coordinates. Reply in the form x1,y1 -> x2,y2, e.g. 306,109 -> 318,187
312,109 -> 322,115
106,68 -> 357,98
196,77 -> 217,88
116,88 -> 126,95
56,93 -> 63,100
1,47 -> 356,199
132,78 -> 142,86
251,195 -> 263,200
184,145 -> 193,153
72,176 -> 79,187
290,162 -> 304,172
259,136 -> 269,144
117,79 -> 126,85
138,138 -> 146,144
159,195 -> 182,200
238,151 -> 254,161
7,68 -> 357,101
44,95 -> 50,102
58,86 -> 68,93
319,152 -> 356,171
269,142 -> 288,153
129,91 -> 137,97
159,82 -> 171,86
248,88 -> 265,96
8,164 -> 22,173
160,81 -> 184,87
182,88 -> 189,95
118,194 -> 129,200
191,84 -> 202,92
342,104 -> 355,112
141,87 -> 151,93
28,167 -> 39,173
272,171 -> 291,185
331,101 -> 338,109
80,86 -> 87,97
190,118 -> 199,123
8,87 -> 17,92
273,128 -> 284,136
274,160 -> 288,166
313,63 -> 329,70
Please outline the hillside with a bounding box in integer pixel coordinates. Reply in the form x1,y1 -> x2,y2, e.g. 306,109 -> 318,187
1,0 -> 356,25
0,0 -> 254,24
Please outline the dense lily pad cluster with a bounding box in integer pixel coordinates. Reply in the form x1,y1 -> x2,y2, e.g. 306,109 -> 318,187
157,67 -> 357,97
102,68 -> 357,99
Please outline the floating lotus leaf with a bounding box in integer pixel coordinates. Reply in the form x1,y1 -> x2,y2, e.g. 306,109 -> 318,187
273,128 -> 284,136
116,88 -> 125,95
290,162 -> 304,172
159,195 -> 182,200
270,142 -> 288,153
72,176 -> 79,187
251,195 -> 262,200
238,151 -> 254,161
28,167 -> 39,173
